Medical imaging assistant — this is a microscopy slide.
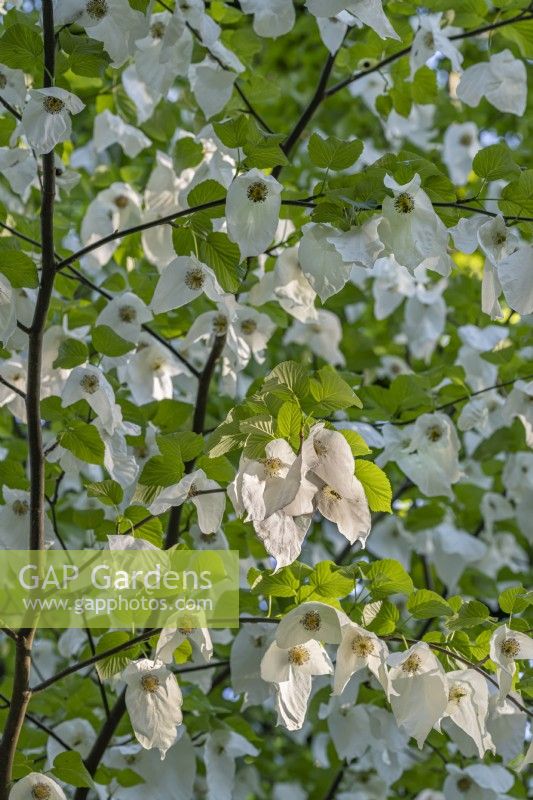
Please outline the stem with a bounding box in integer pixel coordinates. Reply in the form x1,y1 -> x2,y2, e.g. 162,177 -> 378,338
272,52 -> 337,180
0,3 -> 56,794
165,332 -> 227,547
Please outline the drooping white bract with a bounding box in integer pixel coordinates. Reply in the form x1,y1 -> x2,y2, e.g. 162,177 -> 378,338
283,310 -> 345,365
367,517 -> 414,570
0,148 -> 36,199
390,412 -> 461,499
0,489 -> 56,549
503,379 -> 533,445
315,11 -> 354,55
156,626 -> 213,664
0,274 -> 17,346
489,625 -> 533,700
384,104 -> 436,150
148,469 -> 225,534
80,181 -> 142,270
188,57 -> 241,119
249,245 -> 317,323
55,0 -> 147,68
387,642 -> 448,748
21,88 -> 84,155
8,773 -> 66,800
443,764 -> 514,800
306,0 -> 399,40
457,49 -> 527,116
298,223 -> 354,301
204,730 -> 259,800
477,215 -> 519,266
93,110 -> 151,158
442,123 -> 480,185
123,12 -> 193,123
151,254 -> 223,313
410,13 -> 462,75
122,658 -> 183,759
371,256 -> 415,320
240,0 -> 295,38
275,601 -> 349,649
260,639 -> 333,730
228,439 -> 304,522
96,292 -> 152,344
414,522 -> 487,590
378,174 -> 453,277
45,718 -> 96,767
456,323 -> 509,393
253,510 -> 314,570
102,737 -> 196,800
438,669 -> 493,758
497,244 -> 533,316
333,623 -> 389,696
228,305 -> 277,368
0,64 -> 26,108
118,336 -> 193,405
299,424 -> 372,545
230,622 -> 276,708
226,169 -> 283,258
142,151 -> 183,270
62,365 -> 122,435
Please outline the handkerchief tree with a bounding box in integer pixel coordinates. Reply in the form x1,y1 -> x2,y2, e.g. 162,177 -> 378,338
0,1 -> 532,799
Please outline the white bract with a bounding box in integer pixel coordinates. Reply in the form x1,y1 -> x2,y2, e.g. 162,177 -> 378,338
261,639 -> 333,730
275,602 -> 349,648
226,170 -> 283,258
489,625 -> 533,699
240,0 -> 295,38
21,88 -> 84,155
151,255 -> 223,313
306,0 -> 399,40
62,365 -> 122,435
55,0 -> 147,67
9,774 -> 66,800
387,642 -> 448,747
122,658 -> 183,758
457,49 -> 527,116
378,174 -> 453,277
333,623 -> 389,696
410,13 -> 462,75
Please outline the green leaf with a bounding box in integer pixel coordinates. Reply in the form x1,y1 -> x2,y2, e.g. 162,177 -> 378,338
244,137 -> 289,169
407,589 -> 454,619
0,250 -> 38,288
60,423 -> 105,465
308,561 -> 354,599
200,232 -> 245,292
249,567 -> 299,597
366,559 -> 414,599
276,400 -> 301,450
361,599 -> 399,635
354,460 -> 392,513
86,479 -> 124,507
214,115 -> 261,149
309,366 -> 361,412
264,361 -> 310,400
241,415 -> 276,459
139,451 -> 184,487
52,752 -> 95,789
308,133 -> 363,171
174,136 -> 204,171
53,338 -> 89,369
473,144 -> 520,181
0,23 -> 43,71
339,429 -> 372,456
446,600 -> 490,630
92,325 -> 135,357
95,632 -> 141,680
499,585 -> 532,615
187,179 -> 226,210
411,66 -> 437,104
